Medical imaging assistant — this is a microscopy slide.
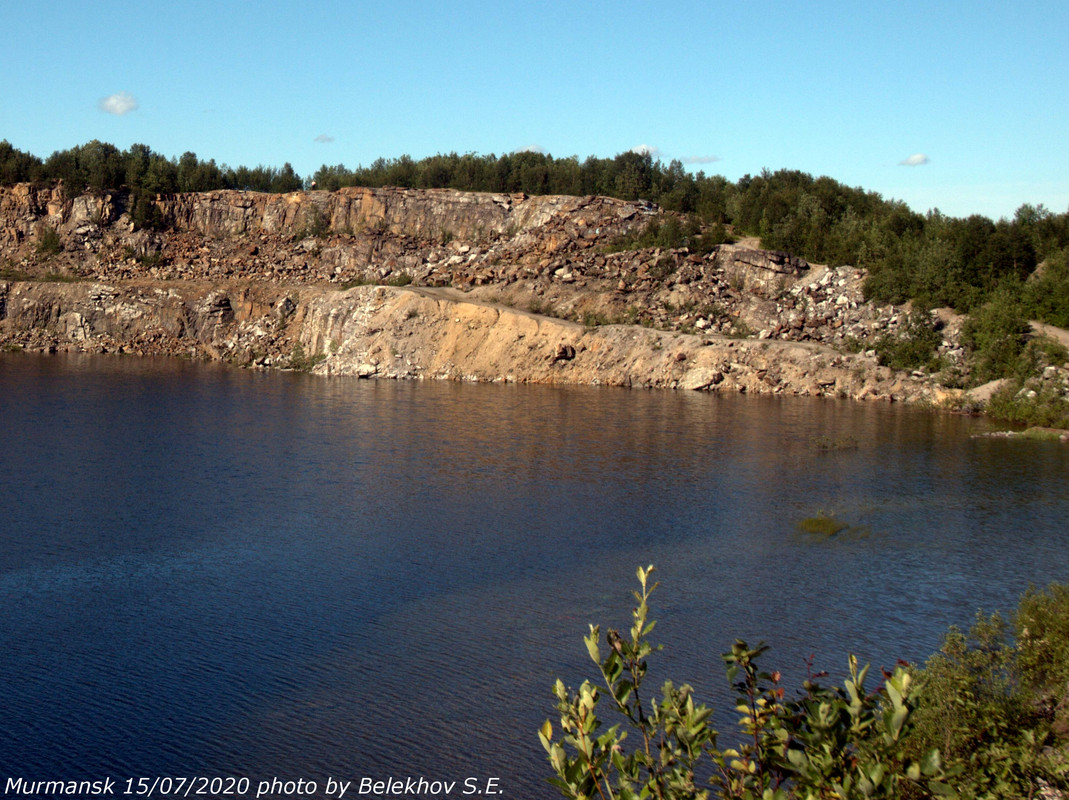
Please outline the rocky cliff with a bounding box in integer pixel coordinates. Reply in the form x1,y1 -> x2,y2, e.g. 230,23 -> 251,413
0,183 -> 978,403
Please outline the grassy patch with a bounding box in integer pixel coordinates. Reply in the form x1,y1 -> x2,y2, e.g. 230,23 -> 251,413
580,310 -> 611,327
0,265 -> 33,281
810,435 -> 859,452
341,273 -> 413,289
725,319 -> 754,339
1020,427 -> 1069,441
122,247 -> 165,268
288,342 -> 326,372
0,266 -> 80,283
797,513 -> 849,536
40,272 -> 80,283
339,277 -> 372,289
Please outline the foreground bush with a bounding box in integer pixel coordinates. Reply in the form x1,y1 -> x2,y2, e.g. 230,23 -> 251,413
542,567 -> 1069,799
541,567 -> 946,799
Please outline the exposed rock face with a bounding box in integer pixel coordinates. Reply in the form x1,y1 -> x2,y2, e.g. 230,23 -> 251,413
0,183 -> 646,254
715,245 -> 809,297
0,279 -> 933,401
0,182 -> 1008,404
301,285 -> 924,400
157,186 -> 626,242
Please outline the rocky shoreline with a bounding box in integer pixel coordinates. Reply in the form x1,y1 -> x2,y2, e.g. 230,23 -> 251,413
0,279 -> 938,403
1,183 -> 1066,410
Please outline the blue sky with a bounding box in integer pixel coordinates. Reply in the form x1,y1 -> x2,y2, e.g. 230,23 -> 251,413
2,0 -> 1067,220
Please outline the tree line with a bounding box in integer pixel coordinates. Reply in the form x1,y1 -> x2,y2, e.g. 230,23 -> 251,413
313,150 -> 1069,334
3,139 -> 1068,328
0,139 -> 303,195
0,139 -> 303,228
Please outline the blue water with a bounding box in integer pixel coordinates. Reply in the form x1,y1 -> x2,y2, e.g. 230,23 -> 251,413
1,353 -> 1067,798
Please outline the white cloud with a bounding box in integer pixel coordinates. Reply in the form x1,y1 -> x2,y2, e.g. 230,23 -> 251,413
314,134 -> 335,143
899,153 -> 930,166
630,144 -> 662,160
98,92 -> 139,116
514,144 -> 545,154
683,155 -> 721,165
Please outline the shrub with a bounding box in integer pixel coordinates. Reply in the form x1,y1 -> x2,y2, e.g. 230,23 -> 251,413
908,614 -> 1036,797
1013,336 -> 1069,382
1015,583 -> 1069,703
580,311 -> 610,327
121,246 -> 164,269
908,606 -> 1069,798
603,214 -> 728,254
984,381 -> 1069,429
1023,247 -> 1069,328
298,205 -> 331,239
129,191 -> 166,231
288,342 -> 325,372
541,566 -> 946,800
872,313 -> 942,371
35,225 -> 61,257
960,291 -> 1031,384
339,277 -> 372,289
695,222 -> 735,251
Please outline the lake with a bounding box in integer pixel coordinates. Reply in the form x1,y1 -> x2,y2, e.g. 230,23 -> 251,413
1,353 -> 1067,798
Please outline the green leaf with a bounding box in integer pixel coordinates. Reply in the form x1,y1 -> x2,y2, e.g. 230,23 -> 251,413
539,719 -> 553,747
890,706 -> 909,738
585,628 -> 601,663
926,780 -> 959,797
869,763 -> 885,787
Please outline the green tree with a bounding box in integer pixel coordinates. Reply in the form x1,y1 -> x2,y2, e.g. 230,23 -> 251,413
70,140 -> 124,193
613,151 -> 654,200
0,140 -> 44,183
960,290 -> 1032,384
270,162 -> 303,193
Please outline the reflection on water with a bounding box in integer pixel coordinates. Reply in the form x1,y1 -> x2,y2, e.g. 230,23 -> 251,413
1,353 -> 1067,794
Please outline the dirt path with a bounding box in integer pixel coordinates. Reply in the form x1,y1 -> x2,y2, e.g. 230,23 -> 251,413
1031,320 -> 1069,350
